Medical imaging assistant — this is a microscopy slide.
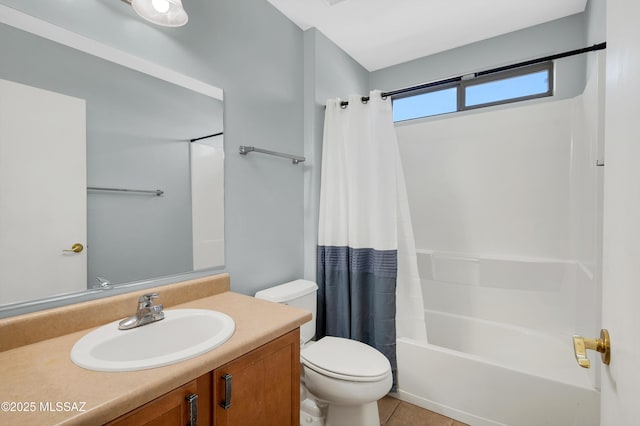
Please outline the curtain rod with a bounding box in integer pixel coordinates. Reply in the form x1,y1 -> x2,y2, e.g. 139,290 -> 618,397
339,42 -> 607,107
190,131 -> 223,143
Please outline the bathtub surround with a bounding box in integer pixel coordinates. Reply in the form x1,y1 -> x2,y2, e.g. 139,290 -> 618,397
191,135 -> 225,270
391,55 -> 603,421
317,90 -> 426,390
397,99 -> 575,259
416,251 -> 579,335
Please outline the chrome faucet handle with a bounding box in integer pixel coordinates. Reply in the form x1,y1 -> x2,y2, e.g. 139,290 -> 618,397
138,292 -> 160,309
149,304 -> 164,313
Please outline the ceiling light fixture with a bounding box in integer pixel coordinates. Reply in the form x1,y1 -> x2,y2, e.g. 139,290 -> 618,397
121,0 -> 189,27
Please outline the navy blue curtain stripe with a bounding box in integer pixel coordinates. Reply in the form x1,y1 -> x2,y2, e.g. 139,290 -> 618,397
317,246 -> 398,277
316,245 -> 398,391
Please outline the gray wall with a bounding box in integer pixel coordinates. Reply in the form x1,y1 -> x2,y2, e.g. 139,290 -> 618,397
0,0 -> 305,297
585,0 -> 606,45
370,13 -> 588,100
302,28 -> 369,281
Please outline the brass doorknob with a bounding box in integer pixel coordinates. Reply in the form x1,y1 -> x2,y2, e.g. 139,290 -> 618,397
63,243 -> 84,253
572,329 -> 610,368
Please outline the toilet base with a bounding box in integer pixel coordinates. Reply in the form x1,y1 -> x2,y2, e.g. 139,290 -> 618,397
300,409 -> 324,426
301,398 -> 325,425
325,401 -> 380,426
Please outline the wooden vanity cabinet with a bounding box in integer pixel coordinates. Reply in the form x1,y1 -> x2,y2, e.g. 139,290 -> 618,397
105,374 -> 211,426
105,329 -> 300,426
213,329 -> 300,426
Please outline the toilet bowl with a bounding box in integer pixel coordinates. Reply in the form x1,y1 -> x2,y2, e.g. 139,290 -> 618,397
301,336 -> 392,425
255,280 -> 392,426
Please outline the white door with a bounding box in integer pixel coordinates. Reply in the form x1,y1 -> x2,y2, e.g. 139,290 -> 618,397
0,79 -> 86,305
600,0 -> 640,423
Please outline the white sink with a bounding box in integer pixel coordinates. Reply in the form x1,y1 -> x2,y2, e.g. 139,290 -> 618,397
71,309 -> 235,372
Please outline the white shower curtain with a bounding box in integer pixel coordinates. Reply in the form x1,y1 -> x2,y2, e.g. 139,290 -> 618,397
317,90 -> 427,388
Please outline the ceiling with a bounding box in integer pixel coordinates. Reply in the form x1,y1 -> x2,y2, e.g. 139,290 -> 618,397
266,0 -> 588,71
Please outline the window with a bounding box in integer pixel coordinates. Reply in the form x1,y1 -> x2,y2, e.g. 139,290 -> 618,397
463,63 -> 552,109
392,62 -> 553,122
392,87 -> 457,122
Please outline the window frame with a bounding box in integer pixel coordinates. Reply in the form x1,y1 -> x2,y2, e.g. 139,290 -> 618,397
391,61 -> 554,122
459,61 -> 554,111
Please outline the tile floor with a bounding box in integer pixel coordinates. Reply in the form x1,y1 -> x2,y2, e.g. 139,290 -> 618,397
378,396 -> 469,426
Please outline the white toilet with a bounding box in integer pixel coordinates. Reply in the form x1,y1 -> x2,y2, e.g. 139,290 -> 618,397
255,279 -> 392,426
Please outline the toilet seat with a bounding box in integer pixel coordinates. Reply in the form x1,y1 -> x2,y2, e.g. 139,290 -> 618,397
301,336 -> 391,382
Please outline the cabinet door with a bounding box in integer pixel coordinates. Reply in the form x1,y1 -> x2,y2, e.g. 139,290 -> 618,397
213,329 -> 300,426
106,374 -> 211,426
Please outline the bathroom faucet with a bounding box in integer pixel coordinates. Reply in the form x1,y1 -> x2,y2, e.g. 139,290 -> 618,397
118,293 -> 165,330
96,276 -> 112,289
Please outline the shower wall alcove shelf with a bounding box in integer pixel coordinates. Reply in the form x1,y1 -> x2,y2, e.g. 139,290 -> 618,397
88,187 -> 164,196
239,145 -> 306,165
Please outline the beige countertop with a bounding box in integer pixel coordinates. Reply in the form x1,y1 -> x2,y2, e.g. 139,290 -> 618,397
0,276 -> 311,425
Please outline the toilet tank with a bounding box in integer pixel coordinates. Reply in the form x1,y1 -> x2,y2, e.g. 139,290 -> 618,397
255,279 -> 317,344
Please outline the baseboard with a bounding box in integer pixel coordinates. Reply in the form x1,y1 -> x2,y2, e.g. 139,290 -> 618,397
392,389 -> 507,426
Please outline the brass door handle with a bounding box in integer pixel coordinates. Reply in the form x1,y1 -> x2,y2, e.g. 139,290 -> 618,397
572,329 -> 610,368
62,243 -> 84,253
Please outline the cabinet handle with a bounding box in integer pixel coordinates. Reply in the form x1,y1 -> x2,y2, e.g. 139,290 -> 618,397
220,373 -> 232,410
186,393 -> 198,426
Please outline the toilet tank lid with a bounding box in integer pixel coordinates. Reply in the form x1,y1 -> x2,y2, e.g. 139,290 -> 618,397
254,279 -> 318,303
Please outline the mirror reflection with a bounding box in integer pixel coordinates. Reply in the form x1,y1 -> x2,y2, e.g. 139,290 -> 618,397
0,22 -> 224,307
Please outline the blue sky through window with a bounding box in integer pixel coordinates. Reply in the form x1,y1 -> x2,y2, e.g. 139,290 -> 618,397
392,87 -> 457,122
465,70 -> 549,107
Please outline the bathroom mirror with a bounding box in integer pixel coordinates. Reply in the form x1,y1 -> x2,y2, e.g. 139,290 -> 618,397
0,13 -> 224,312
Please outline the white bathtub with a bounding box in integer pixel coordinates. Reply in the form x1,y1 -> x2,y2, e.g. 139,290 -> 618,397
395,309 -> 599,426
